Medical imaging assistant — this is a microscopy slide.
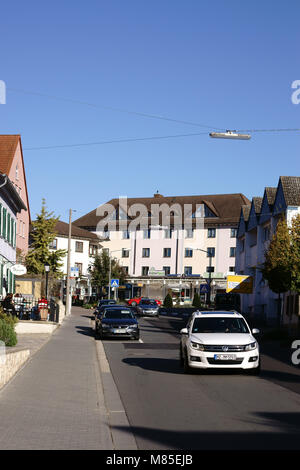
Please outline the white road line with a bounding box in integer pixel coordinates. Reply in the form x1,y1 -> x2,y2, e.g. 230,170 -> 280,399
139,339 -> 144,343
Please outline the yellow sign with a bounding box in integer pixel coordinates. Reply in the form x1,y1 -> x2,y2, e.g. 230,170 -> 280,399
226,275 -> 253,294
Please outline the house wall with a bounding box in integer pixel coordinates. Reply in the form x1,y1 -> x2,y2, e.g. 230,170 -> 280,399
8,140 -> 30,255
0,197 -> 17,297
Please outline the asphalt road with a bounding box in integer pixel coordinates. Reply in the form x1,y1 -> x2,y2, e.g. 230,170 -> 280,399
101,314 -> 300,450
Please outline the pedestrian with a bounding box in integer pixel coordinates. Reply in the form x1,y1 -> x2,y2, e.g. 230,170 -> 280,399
2,293 -> 16,316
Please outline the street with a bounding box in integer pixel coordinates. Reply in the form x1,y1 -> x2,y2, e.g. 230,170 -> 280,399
101,314 -> 300,450
0,307 -> 300,450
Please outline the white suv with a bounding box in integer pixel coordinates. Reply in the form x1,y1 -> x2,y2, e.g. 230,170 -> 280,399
180,311 -> 260,374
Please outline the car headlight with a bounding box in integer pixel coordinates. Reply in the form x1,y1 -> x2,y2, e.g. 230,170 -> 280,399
102,324 -> 110,329
190,342 -> 204,351
244,342 -> 257,351
128,324 -> 138,329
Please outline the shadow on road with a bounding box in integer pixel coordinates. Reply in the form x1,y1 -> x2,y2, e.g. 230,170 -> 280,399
122,357 -> 253,376
112,412 -> 300,449
75,325 -> 95,337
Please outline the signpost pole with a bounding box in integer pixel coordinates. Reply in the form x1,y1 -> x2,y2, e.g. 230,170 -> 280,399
65,209 -> 72,316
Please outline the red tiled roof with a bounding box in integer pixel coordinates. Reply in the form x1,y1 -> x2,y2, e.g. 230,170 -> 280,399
0,135 -> 20,174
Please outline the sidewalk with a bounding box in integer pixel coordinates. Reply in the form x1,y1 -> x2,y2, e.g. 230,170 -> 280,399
0,307 -> 125,449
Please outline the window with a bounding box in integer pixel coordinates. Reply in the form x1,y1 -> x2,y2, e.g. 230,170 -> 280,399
240,239 -> 245,252
184,266 -> 192,276
206,266 -> 215,273
142,266 -> 149,276
185,228 -> 194,239
263,226 -> 270,241
163,266 -> 171,275
75,262 -> 82,275
143,229 -> 151,239
164,228 -> 173,239
142,248 -> 150,258
75,241 -> 83,253
230,247 -> 236,257
102,248 -> 109,255
185,248 -> 193,258
207,247 -> 215,258
15,164 -> 19,180
207,228 -> 216,238
122,266 -> 129,274
122,230 -> 130,239
231,228 -> 238,238
49,239 -> 57,250
122,248 -> 130,258
89,244 -> 98,256
229,266 -> 235,272
103,230 -> 110,239
163,248 -> 171,258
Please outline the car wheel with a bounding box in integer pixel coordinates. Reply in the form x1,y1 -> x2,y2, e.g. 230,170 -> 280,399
183,350 -> 192,374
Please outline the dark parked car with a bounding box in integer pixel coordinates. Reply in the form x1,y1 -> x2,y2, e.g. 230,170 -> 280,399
136,299 -> 160,317
93,299 -> 117,316
95,306 -> 139,340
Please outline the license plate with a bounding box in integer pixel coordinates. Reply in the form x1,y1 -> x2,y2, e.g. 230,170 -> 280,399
113,329 -> 127,334
214,354 -> 237,360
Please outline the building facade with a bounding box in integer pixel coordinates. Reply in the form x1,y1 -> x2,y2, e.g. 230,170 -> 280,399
0,173 -> 27,297
236,176 -> 300,326
74,192 -> 250,302
49,221 -> 101,301
0,135 -> 31,255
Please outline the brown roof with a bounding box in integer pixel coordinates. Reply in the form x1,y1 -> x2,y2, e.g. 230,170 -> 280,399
241,205 -> 251,222
252,197 -> 263,214
54,221 -> 101,241
265,187 -> 277,206
280,176 -> 300,206
74,193 -> 251,229
0,135 -> 20,174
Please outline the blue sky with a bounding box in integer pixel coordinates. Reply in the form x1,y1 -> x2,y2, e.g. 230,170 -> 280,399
1,0 -> 299,222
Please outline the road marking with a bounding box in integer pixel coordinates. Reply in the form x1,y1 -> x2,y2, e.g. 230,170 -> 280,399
139,339 -> 144,343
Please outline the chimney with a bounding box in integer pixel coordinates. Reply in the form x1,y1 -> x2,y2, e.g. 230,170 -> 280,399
154,191 -> 163,198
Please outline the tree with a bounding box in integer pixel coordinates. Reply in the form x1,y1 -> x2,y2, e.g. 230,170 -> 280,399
290,213 -> 300,294
261,217 -> 292,325
89,250 -> 126,297
25,199 -> 66,277
163,293 -> 173,308
192,292 -> 202,309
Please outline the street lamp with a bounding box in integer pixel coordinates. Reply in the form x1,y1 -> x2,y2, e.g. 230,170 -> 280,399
186,247 -> 213,307
209,130 -> 251,140
44,262 -> 50,300
108,248 -> 131,300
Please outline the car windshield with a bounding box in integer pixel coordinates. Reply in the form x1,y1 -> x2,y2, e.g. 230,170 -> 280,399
192,317 -> 249,334
103,309 -> 134,319
141,300 -> 157,306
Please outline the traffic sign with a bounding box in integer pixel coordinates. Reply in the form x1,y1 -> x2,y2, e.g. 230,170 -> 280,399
111,279 -> 119,288
200,284 -> 209,294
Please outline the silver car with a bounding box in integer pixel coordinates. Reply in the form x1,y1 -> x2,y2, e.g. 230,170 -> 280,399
136,300 -> 160,317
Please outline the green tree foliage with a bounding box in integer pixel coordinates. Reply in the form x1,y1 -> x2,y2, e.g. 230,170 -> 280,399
192,292 -> 202,309
262,217 -> 292,294
0,309 -> 17,347
25,199 -> 66,277
163,293 -> 173,308
290,213 -> 300,294
89,250 -> 126,295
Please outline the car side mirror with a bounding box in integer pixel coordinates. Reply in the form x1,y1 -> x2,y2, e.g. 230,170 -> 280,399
180,328 -> 188,335
252,328 -> 260,335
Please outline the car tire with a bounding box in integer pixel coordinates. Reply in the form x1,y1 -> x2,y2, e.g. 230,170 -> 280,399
183,350 -> 192,374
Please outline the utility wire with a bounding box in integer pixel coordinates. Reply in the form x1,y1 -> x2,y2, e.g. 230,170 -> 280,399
24,132 -> 208,150
8,87 -> 224,131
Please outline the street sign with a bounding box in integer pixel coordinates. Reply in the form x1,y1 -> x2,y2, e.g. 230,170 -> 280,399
226,275 -> 253,294
111,279 -> 119,288
200,284 -> 209,294
10,264 -> 27,276
70,267 -> 79,278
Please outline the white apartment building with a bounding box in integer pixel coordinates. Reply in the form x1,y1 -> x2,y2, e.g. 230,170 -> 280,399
236,176 -> 300,326
74,192 -> 249,302
50,221 -> 101,301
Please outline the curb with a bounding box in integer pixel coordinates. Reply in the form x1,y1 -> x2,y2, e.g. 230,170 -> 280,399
95,339 -> 138,450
